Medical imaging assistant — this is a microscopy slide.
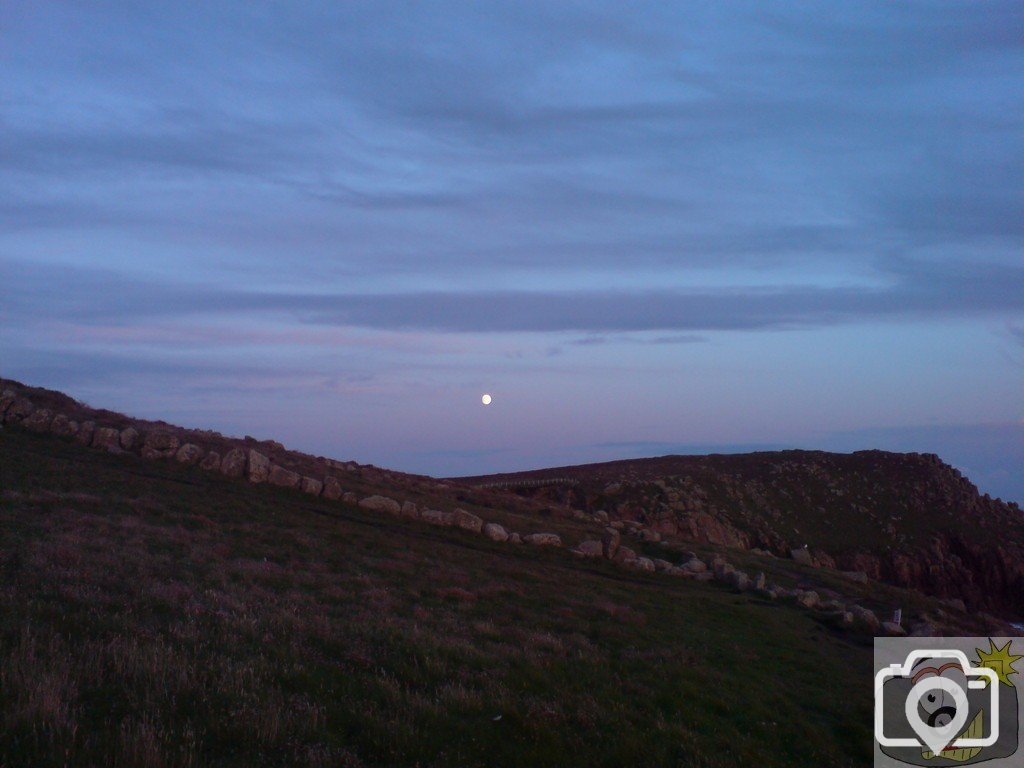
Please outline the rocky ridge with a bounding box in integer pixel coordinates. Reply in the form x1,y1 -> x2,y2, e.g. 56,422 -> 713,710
1,378 -> 1016,636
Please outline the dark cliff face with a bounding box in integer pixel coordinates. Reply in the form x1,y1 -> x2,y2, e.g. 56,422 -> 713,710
464,451 -> 1024,616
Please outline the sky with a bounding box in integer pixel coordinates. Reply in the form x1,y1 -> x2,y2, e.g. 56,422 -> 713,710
2,2 -> 1022,502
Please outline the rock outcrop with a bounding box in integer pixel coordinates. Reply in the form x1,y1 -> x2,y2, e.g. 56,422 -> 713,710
359,495 -> 402,515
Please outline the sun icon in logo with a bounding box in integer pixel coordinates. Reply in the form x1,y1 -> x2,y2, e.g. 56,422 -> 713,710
975,639 -> 1023,687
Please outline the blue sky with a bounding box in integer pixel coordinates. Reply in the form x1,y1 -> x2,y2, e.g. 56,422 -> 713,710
2,2 -> 1022,501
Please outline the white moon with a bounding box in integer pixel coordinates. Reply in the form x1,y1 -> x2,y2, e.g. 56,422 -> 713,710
481,393 -> 492,405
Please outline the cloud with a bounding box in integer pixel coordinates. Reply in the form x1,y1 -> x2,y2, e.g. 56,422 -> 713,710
5,256 -> 1022,334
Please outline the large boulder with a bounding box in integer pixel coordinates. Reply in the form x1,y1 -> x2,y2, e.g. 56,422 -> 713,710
849,605 -> 881,634
572,539 -> 604,558
523,532 -> 561,547
421,509 -> 454,527
602,527 -> 621,559
175,443 -> 204,465
92,427 -> 122,453
634,557 -> 656,572
269,465 -> 300,488
725,570 -> 751,591
359,495 -> 402,514
301,477 -> 323,496
23,408 -> 54,433
119,427 -> 139,451
681,557 -> 707,574
452,508 -> 484,533
4,398 -> 34,423
143,430 -> 179,457
50,414 -> 78,437
247,450 -> 270,483
76,421 -> 95,445
321,476 -> 342,500
199,451 -> 221,471
220,448 -> 247,478
796,590 -> 819,609
613,546 -> 638,565
482,523 -> 509,542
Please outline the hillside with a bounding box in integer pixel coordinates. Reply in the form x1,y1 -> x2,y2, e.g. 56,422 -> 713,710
457,451 -> 1024,617
0,378 -> 1020,766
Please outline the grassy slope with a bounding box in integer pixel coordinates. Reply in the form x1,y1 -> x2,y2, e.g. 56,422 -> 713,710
0,429 -> 874,767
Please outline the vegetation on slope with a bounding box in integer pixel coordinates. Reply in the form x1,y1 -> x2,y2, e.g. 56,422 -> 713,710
1,429 -> 874,767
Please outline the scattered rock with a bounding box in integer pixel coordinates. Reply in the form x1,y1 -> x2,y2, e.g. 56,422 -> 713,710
681,557 -> 706,574
602,527 -> 621,559
175,443 -> 203,465
199,451 -> 221,471
753,572 -> 767,591
613,546 -> 638,564
401,500 -> 418,518
359,495 -> 402,514
321,476 -> 342,500
714,560 -> 736,579
452,508 -> 484,533
790,547 -> 813,566
507,532 -> 522,544
909,621 -> 940,637
119,427 -> 139,451
755,587 -> 777,600
342,492 -> 358,504
421,509 -> 454,527
76,421 -> 95,445
269,465 -> 300,488
482,523 -> 509,542
523,532 -> 561,547
942,598 -> 967,613
247,450 -> 270,483
593,510 -> 609,523
796,590 -> 819,609
841,570 -> 869,584
23,408 -> 53,433
882,621 -> 907,637
50,414 -> 78,437
638,528 -> 661,543
300,476 -> 323,496
653,558 -> 674,572
144,430 -> 179,454
92,427 -> 122,453
849,605 -> 881,634
220,448 -> 247,478
5,398 -> 34,423
0,389 -> 15,414
572,539 -> 603,557
634,557 -> 656,572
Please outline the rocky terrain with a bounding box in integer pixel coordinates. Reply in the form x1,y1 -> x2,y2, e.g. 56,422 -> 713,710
2,377 -> 1020,635
459,451 -> 1024,618
2,376 -> 1022,766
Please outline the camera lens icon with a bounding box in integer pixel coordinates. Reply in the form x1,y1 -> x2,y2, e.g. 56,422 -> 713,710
905,676 -> 970,755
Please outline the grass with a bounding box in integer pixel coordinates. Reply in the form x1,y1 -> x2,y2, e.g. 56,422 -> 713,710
0,429 -> 875,767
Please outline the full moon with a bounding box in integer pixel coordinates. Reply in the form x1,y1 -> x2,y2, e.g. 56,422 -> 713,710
481,393 -> 492,405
